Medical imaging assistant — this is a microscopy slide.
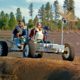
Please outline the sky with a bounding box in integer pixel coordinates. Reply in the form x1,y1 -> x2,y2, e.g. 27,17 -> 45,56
0,0 -> 80,22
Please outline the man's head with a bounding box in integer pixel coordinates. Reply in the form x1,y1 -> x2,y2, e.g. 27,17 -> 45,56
36,22 -> 42,30
18,21 -> 24,28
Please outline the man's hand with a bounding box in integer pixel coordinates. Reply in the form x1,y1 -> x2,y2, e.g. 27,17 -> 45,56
16,33 -> 20,37
21,36 -> 24,38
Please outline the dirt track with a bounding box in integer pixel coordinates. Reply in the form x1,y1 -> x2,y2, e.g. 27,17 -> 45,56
0,30 -> 80,80
0,57 -> 80,80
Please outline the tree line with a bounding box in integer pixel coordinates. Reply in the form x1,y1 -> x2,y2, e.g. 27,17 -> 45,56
0,0 -> 80,30
0,8 -> 25,30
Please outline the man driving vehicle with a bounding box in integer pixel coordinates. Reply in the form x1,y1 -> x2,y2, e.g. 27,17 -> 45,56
13,21 -> 27,49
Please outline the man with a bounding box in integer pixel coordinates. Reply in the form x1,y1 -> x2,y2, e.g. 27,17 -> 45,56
13,21 -> 27,49
29,22 -> 44,42
13,21 -> 24,38
28,22 -> 44,58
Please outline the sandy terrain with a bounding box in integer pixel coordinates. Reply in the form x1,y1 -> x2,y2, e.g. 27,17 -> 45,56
0,57 -> 80,80
0,30 -> 80,80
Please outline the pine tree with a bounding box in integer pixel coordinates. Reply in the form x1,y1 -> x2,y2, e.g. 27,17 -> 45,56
0,11 -> 9,29
0,11 -> 5,29
38,4 -> 45,23
45,2 -> 51,20
4,13 -> 9,29
29,3 -> 33,19
33,16 -> 38,25
45,2 -> 53,30
28,19 -> 34,28
9,12 -> 17,30
64,0 -> 75,29
64,0 -> 75,17
37,2 -> 54,30
54,0 -> 60,21
22,16 -> 26,25
16,8 -> 22,21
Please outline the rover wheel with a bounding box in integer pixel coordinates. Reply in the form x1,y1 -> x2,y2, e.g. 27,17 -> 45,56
62,43 -> 74,61
0,41 -> 8,56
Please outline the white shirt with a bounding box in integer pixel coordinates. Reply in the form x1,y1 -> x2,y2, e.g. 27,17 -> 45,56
35,30 -> 44,40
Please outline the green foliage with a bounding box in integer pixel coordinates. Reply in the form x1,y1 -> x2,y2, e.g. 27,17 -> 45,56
22,16 -> 26,25
8,12 -> 17,30
76,18 -> 80,29
45,2 -> 53,21
33,16 -> 38,25
29,3 -> 33,19
54,0 -> 60,21
0,1 -> 78,30
28,19 -> 34,28
38,2 -> 54,30
38,4 -> 45,23
0,8 -> 23,30
16,8 -> 22,21
0,11 -> 9,30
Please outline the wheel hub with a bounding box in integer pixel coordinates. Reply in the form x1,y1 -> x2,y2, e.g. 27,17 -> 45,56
64,47 -> 70,58
24,45 -> 29,57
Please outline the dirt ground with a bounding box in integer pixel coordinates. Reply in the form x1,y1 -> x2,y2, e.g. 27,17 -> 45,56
0,30 -> 80,80
0,57 -> 80,80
